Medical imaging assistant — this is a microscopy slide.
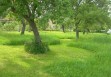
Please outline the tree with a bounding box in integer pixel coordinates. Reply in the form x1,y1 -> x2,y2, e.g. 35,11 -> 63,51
21,19 -> 26,35
45,0 -> 73,32
11,0 -> 42,44
0,0 -> 52,44
1,0 -> 110,41
69,0 -> 110,39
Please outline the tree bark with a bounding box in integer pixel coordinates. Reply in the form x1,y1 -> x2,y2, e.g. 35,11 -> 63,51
18,25 -> 21,32
75,19 -> 81,40
21,19 -> 26,35
75,21 -> 79,40
28,19 -> 41,44
75,26 -> 79,40
62,25 -> 65,33
83,29 -> 86,35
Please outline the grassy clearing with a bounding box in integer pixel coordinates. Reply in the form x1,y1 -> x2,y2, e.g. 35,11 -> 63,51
0,31 -> 111,77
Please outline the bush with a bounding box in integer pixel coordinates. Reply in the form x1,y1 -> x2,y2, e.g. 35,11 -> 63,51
24,41 -> 49,54
2,21 -> 19,31
0,22 -> 3,28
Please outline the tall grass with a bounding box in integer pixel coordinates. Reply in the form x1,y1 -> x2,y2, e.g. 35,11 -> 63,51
0,31 -> 111,77
68,33 -> 111,52
45,32 -> 111,77
41,35 -> 60,45
0,31 -> 61,45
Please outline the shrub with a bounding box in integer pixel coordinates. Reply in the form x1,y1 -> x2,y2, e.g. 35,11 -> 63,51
0,22 -> 3,30
2,21 -> 19,31
24,41 -> 49,54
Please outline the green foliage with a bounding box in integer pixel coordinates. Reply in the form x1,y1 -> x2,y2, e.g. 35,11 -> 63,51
1,21 -> 20,31
24,41 -> 49,54
74,0 -> 110,32
0,0 -> 11,15
0,22 -> 3,30
37,16 -> 49,30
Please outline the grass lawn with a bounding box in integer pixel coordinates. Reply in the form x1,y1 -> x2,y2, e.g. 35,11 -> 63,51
0,31 -> 111,77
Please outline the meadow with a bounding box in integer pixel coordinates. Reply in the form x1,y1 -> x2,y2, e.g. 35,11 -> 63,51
0,31 -> 111,77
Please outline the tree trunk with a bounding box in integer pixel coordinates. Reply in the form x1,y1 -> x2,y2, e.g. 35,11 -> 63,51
28,19 -> 41,44
76,28 -> 79,40
18,25 -> 21,32
21,19 -> 26,35
75,19 -> 81,40
62,25 -> 65,33
75,25 -> 79,40
83,29 -> 85,35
